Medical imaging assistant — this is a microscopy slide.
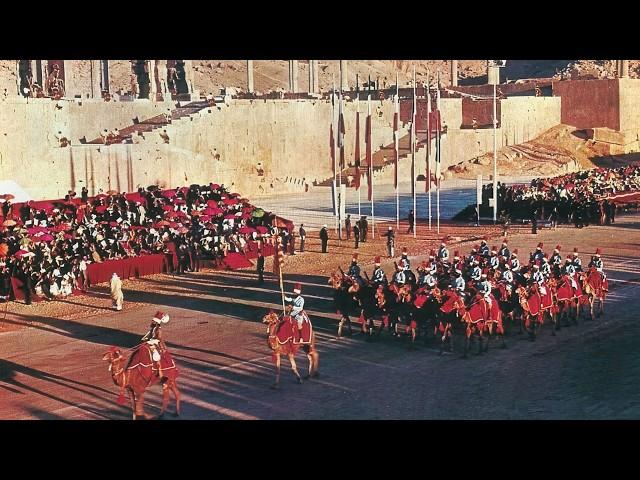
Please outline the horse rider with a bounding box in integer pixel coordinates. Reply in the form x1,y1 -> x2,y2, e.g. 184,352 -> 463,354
499,239 -> 510,259
347,253 -> 364,285
509,249 -> 521,272
470,259 -> 482,282
141,311 -> 170,376
541,255 -> 552,279
438,241 -> 450,263
400,247 -> 410,271
489,247 -> 500,271
284,283 -> 308,335
392,263 -> 406,286
453,269 -> 466,299
372,256 -> 387,286
571,248 -> 583,272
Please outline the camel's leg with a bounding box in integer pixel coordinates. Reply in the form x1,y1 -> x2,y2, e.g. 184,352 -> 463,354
134,392 -> 150,420
159,382 -> 170,418
271,354 -> 281,389
338,318 -> 344,337
129,388 -> 137,421
289,354 -> 302,383
170,380 -> 181,416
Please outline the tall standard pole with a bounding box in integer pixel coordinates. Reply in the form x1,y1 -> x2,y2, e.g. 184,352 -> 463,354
493,82 -> 498,224
332,75 -> 338,232
395,72 -> 399,230
338,65 -> 343,241
412,65 -> 417,239
427,74 -> 432,230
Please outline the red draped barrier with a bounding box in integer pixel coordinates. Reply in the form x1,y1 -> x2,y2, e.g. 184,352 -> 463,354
86,254 -> 168,286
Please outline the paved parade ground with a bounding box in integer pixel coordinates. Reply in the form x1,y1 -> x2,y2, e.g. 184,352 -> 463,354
1,211 -> 640,419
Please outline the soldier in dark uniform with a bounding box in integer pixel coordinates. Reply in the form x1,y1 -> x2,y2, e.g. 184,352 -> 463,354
256,250 -> 265,284
353,222 -> 360,249
299,224 -> 306,252
345,214 -> 351,240
320,224 -> 329,253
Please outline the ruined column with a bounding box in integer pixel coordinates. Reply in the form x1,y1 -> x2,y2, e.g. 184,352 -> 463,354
90,60 -> 102,98
621,60 -> 629,78
247,59 -> 254,93
183,60 -> 195,95
147,60 -> 157,100
340,60 -> 348,91
156,60 -> 168,99
289,60 -> 299,93
450,60 -> 458,86
102,60 -> 111,94
15,60 -> 20,95
308,60 -> 315,94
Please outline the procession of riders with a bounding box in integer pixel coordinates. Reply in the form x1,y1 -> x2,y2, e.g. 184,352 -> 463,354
329,238 -> 609,356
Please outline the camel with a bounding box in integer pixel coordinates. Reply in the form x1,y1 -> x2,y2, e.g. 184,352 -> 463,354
262,311 -> 319,389
102,345 -> 181,420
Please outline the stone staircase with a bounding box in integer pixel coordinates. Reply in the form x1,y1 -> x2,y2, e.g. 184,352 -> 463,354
84,100 -> 211,144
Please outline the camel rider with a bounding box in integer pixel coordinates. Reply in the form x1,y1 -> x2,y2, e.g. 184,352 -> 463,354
563,260 -> 578,291
453,269 -> 465,298
452,251 -> 463,272
589,249 -> 606,281
509,249 -> 521,272
470,260 -> 482,282
347,253 -> 364,285
419,264 -> 437,289
541,255 -> 552,278
400,247 -> 410,271
499,240 -> 510,259
489,247 -> 500,270
428,250 -> 437,272
478,274 -> 492,308
142,311 -> 170,376
392,263 -> 406,286
372,256 -> 387,286
531,264 -> 547,295
438,241 -> 450,263
571,248 -> 582,272
284,283 -> 308,333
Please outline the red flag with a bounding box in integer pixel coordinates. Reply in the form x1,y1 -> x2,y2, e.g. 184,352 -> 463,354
366,107 -> 372,201
338,101 -> 346,169
354,110 -> 361,190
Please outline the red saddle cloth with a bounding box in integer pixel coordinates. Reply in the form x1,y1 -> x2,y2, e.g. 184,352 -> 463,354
127,344 -> 179,381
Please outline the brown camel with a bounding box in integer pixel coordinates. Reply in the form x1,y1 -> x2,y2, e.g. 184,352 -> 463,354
262,311 -> 319,389
102,345 -> 181,420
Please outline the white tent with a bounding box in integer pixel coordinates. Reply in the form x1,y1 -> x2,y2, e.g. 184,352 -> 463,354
0,180 -> 32,203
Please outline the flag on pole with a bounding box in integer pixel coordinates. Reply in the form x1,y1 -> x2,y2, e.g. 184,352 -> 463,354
338,93 -> 346,169
426,78 -> 431,193
330,94 -> 336,176
354,98 -> 361,190
366,93 -> 373,201
411,69 -> 416,199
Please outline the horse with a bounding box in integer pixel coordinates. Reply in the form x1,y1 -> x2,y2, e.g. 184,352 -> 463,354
328,272 -> 358,337
102,345 -> 181,420
262,311 -> 319,389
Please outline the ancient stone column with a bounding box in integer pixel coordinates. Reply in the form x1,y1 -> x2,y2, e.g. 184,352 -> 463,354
102,60 -> 111,94
340,60 -> 348,91
156,60 -> 168,99
91,60 -> 102,98
308,60 -> 315,94
289,60 -> 299,93
183,60 -> 195,94
621,60 -> 629,78
450,60 -> 458,86
147,60 -> 157,100
313,60 -> 320,93
247,59 -> 254,93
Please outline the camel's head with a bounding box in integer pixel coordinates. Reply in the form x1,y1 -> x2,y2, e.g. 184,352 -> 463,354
102,346 -> 123,363
262,311 -> 280,326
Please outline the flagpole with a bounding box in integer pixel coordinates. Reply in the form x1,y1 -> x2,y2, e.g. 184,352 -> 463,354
332,75 -> 338,233
427,74 -> 432,231
436,71 -> 441,235
338,64 -> 343,241
412,65 -> 417,239
368,75 -> 374,240
356,95 -> 361,218
395,72 -> 399,230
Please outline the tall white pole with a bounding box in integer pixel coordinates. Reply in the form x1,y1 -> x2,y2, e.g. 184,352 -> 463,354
436,72 -> 441,235
493,82 -> 498,224
368,87 -> 374,239
338,65 -> 343,241
412,65 -> 417,238
395,72 -> 399,231
332,75 -> 338,233
357,95 -> 361,218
